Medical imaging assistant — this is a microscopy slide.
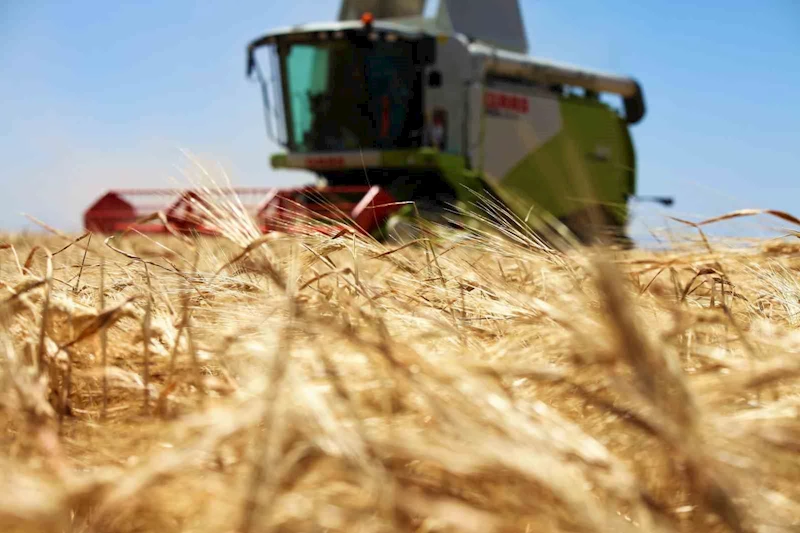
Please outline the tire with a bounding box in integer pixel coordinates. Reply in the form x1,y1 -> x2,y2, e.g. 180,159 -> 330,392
560,206 -> 633,249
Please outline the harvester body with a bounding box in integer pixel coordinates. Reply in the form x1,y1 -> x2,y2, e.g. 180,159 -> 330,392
245,0 -> 646,241
84,0 -> 649,242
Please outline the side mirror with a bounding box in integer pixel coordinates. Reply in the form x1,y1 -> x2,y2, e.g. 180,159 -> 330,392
247,53 -> 255,77
428,70 -> 442,88
633,195 -> 674,207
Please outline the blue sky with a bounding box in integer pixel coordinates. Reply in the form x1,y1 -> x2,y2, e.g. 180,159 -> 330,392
2,0 -> 799,240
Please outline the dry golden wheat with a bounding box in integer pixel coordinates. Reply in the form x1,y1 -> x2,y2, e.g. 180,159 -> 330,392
2,196 -> 800,533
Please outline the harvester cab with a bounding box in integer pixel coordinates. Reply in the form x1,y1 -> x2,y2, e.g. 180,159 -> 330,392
244,0 -> 653,243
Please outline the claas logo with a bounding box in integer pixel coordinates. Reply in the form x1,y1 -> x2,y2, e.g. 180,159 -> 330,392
484,91 -> 529,114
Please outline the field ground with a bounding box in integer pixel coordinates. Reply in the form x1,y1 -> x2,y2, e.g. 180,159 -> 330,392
2,204 -> 800,533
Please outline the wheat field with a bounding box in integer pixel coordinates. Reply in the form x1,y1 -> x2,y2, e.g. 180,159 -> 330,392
2,194 -> 800,533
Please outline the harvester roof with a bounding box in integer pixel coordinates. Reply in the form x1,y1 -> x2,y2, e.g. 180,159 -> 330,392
246,19 -> 431,52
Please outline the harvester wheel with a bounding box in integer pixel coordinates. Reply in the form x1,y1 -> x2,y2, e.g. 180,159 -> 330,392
384,216 -> 421,243
381,199 -> 453,244
560,207 -> 633,250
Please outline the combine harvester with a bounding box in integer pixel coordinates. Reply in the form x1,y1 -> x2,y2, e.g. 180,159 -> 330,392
84,0 -> 671,244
